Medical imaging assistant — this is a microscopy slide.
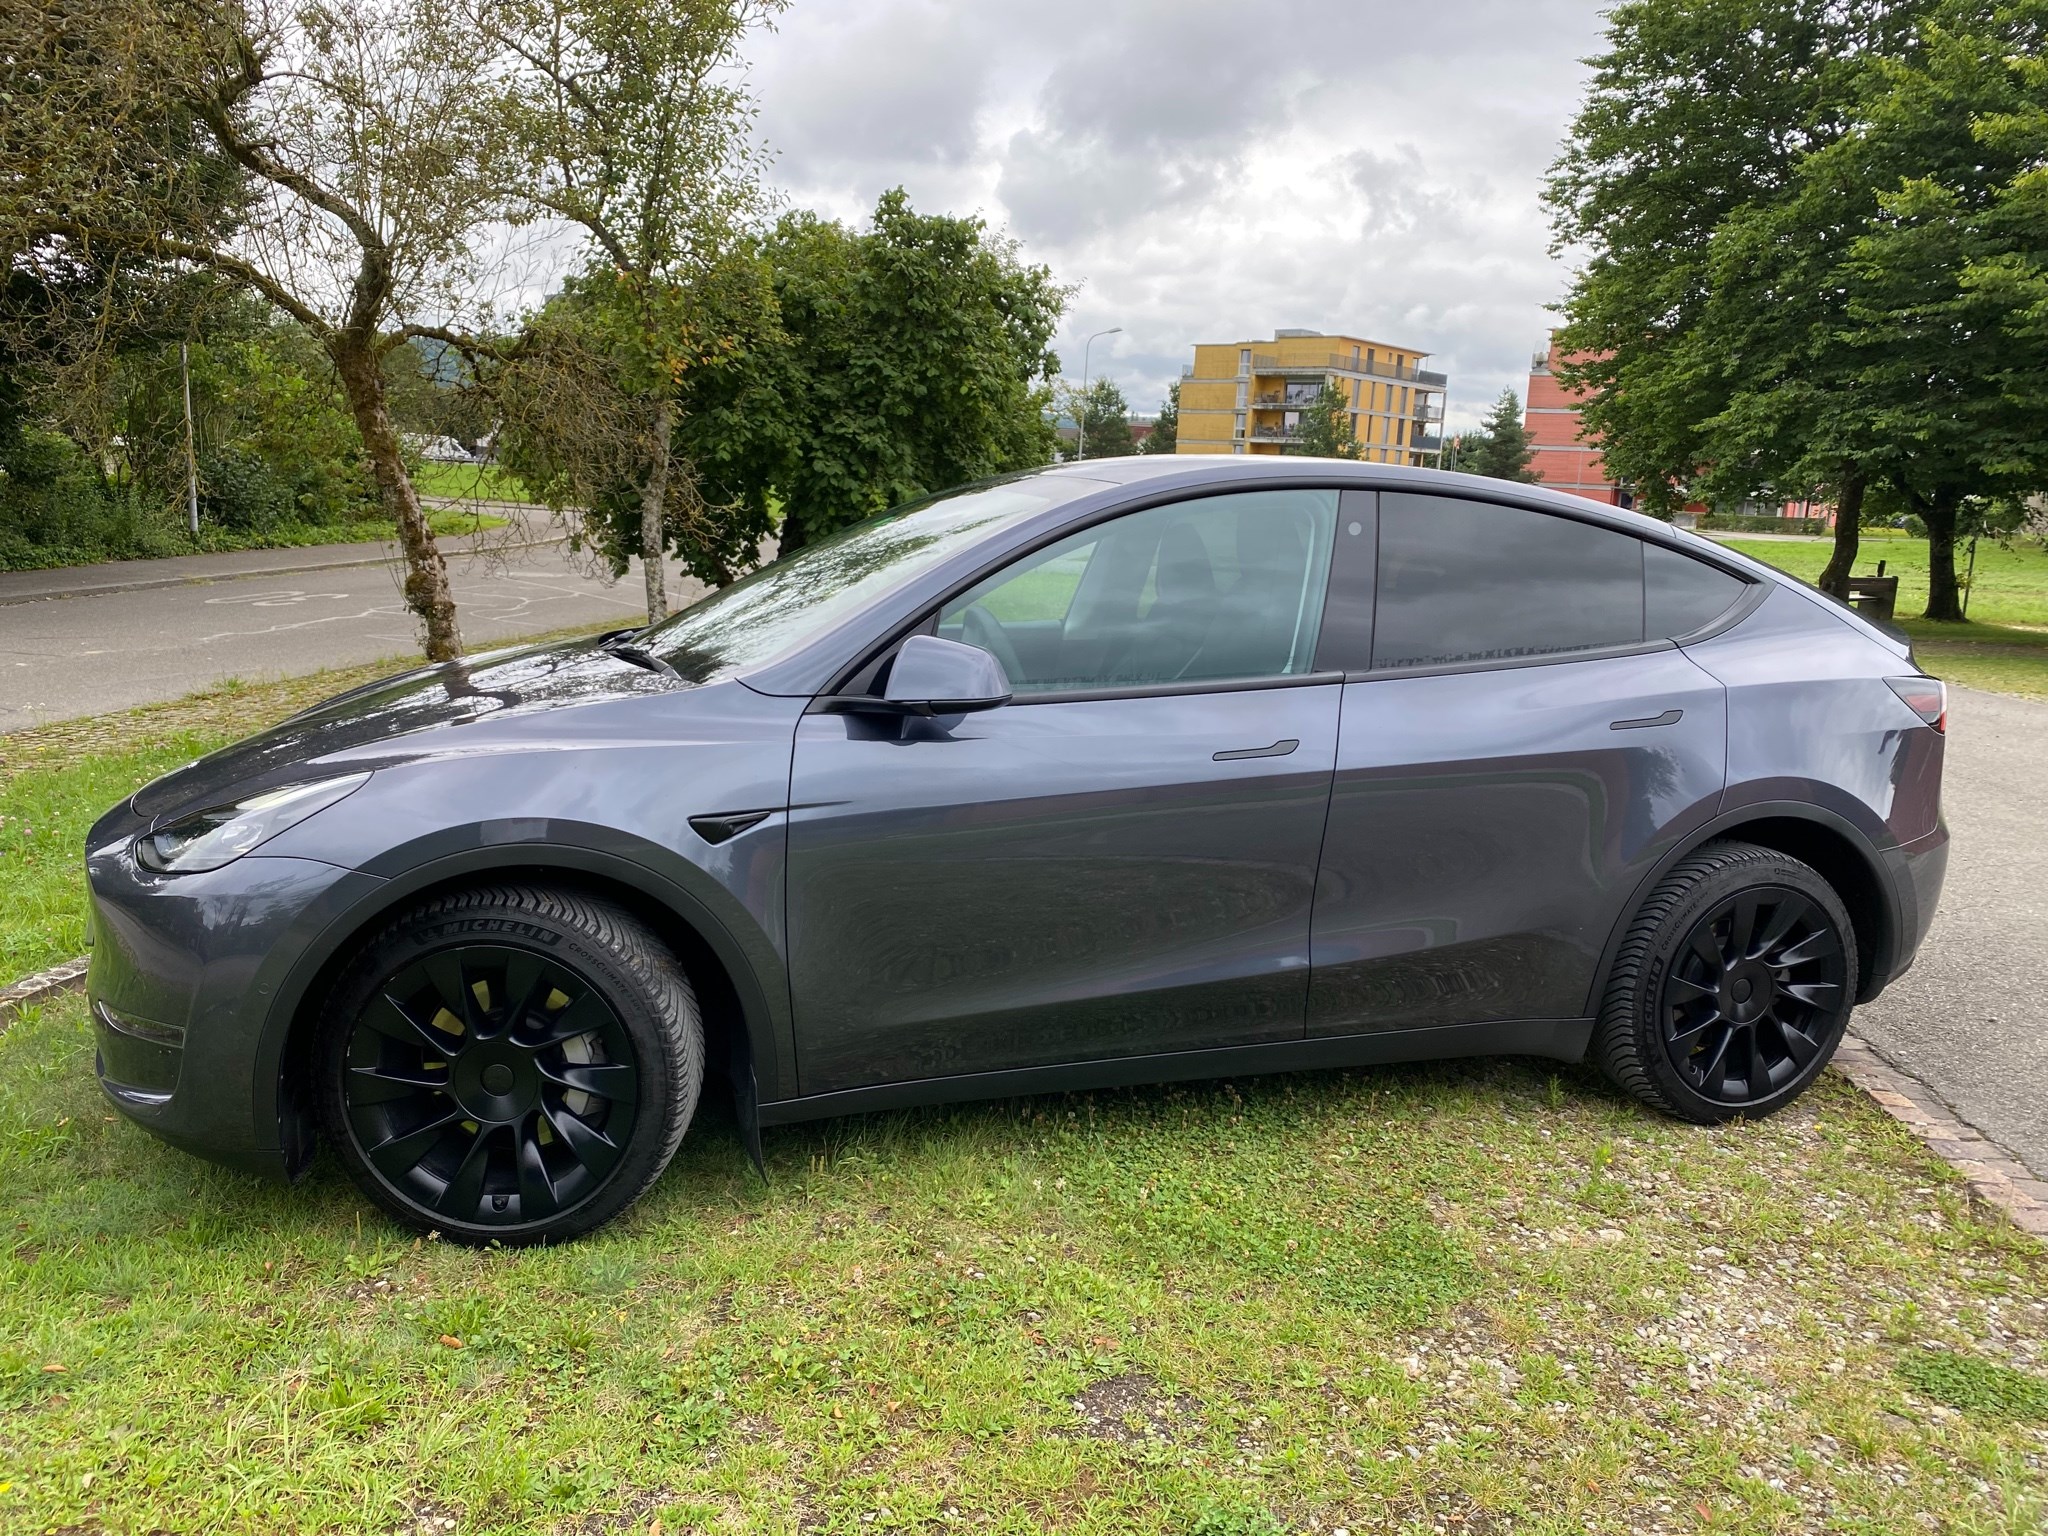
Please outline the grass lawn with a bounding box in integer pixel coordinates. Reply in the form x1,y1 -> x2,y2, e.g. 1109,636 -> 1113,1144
412,461 -> 534,503
1,664 -> 2046,1531
1721,534 -> 2048,701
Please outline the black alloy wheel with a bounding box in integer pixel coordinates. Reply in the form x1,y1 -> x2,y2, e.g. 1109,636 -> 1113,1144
1658,886 -> 1848,1106
1595,840 -> 1858,1123
317,886 -> 701,1244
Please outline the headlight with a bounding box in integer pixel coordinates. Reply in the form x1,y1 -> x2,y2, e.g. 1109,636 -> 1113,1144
135,774 -> 371,873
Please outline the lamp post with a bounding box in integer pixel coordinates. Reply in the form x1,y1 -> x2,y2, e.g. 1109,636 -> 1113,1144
1075,326 -> 1121,461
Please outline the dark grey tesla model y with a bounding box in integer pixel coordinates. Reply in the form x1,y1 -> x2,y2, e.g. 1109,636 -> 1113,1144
84,458 -> 1949,1243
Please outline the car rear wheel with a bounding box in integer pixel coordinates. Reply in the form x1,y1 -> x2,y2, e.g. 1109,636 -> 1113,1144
314,885 -> 702,1245
1595,840 -> 1856,1123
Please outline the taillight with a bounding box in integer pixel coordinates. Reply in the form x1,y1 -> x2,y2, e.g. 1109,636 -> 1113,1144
1886,676 -> 1947,734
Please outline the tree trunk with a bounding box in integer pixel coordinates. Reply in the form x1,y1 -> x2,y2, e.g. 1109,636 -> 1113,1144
1922,489 -> 1964,622
640,398 -> 673,624
332,340 -> 462,661
1816,473 -> 1864,600
777,502 -> 808,557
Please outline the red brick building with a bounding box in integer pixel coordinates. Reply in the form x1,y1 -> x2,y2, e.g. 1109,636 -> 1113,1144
1524,336 -> 1628,505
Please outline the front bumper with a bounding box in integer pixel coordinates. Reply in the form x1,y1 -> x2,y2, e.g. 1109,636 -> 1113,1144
86,835 -> 382,1181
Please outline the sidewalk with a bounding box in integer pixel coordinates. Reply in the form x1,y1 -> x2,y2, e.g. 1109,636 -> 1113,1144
0,501 -> 559,608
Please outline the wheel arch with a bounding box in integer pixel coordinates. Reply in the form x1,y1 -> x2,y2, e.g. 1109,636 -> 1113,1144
261,844 -> 787,1178
1586,802 -> 1900,1018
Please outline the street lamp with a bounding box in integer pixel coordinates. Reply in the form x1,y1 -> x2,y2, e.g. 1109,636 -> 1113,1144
1075,326 -> 1122,461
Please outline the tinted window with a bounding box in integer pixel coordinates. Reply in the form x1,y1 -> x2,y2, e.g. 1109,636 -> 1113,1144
1371,494 -> 1644,671
937,490 -> 1337,693
647,477 -> 1105,680
1646,543 -> 1748,638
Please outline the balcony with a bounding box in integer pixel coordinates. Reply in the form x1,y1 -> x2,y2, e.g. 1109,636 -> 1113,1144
1250,423 -> 1303,442
1413,433 -> 1444,453
1412,401 -> 1445,423
1250,352 -> 1449,388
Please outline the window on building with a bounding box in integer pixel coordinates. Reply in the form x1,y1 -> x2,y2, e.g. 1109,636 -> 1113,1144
1235,381 -> 1247,407
1366,348 -> 1376,371
1351,345 -> 1361,368
1239,347 -> 1251,374
1234,412 -> 1246,438
1350,412 -> 1360,438
1368,495 -> 1649,672
1351,379 -> 1362,407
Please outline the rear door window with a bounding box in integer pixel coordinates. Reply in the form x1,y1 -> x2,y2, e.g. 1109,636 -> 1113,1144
1370,493 -> 1646,671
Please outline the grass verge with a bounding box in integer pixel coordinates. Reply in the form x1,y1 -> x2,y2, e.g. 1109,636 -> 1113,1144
1721,535 -> 2048,701
0,624 -> 609,983
411,462 -> 532,503
1,994 -> 2044,1531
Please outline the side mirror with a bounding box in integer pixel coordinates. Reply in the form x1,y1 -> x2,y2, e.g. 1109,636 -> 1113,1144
881,634 -> 1012,715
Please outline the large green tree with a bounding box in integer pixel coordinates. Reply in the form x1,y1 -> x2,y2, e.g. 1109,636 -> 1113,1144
1447,389 -> 1540,482
1284,384 -> 1361,460
1545,0 -> 1931,521
1070,376 -> 1131,460
760,190 -> 1066,552
1140,379 -> 1179,454
483,0 -> 785,620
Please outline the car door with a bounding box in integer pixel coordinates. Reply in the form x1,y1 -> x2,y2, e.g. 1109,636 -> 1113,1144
786,488 -> 1346,1096
1308,490 -> 1746,1035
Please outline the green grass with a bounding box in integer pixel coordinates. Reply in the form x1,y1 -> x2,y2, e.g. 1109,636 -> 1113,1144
1721,534 -> 2048,701
411,461 -> 532,503
1,995 -> 2044,1532
1898,1349 -> 2048,1422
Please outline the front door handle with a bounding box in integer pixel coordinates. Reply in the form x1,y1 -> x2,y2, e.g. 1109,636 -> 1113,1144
1610,708 -> 1683,731
1214,738 -> 1299,761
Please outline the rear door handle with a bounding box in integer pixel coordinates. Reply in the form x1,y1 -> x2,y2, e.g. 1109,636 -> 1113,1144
1214,738 -> 1299,761
1610,708 -> 1683,731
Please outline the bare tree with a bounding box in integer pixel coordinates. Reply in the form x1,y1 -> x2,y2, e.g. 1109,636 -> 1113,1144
4,0 -> 511,659
479,0 -> 784,622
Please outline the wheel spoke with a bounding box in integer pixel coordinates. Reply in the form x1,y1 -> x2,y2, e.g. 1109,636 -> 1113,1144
524,990 -> 612,1048
541,1062 -> 636,1101
1774,929 -> 1838,968
1668,1007 -> 1724,1051
363,1106 -> 464,1177
543,1100 -> 622,1176
1693,1024 -> 1734,1088
1781,980 -> 1842,1010
516,1120 -> 559,1218
1745,1029 -> 1776,1099
437,1123 -> 496,1218
1667,973 -> 1718,1003
1753,894 -> 1807,958
1772,1015 -> 1822,1068
1688,925 -> 1727,976
362,992 -> 459,1057
501,952 -> 549,1035
348,1063 -> 450,1105
421,951 -> 482,1037
1729,893 -> 1760,960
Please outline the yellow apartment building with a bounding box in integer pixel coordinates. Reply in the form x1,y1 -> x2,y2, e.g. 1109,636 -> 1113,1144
1176,329 -> 1447,463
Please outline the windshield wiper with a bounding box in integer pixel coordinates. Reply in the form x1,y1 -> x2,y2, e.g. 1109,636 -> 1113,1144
597,633 -> 679,679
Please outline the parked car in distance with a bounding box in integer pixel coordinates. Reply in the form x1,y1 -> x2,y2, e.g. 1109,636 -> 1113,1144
84,458 -> 1949,1244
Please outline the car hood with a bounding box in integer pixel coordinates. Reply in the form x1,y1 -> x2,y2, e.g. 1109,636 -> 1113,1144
130,636 -> 686,820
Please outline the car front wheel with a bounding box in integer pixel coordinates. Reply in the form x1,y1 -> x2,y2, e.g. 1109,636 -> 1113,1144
314,884 -> 702,1245
1595,840 -> 1857,1123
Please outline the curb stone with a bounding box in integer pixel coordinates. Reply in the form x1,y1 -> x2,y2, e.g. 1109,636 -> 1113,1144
0,955 -> 89,1027
1833,1031 -> 2048,1238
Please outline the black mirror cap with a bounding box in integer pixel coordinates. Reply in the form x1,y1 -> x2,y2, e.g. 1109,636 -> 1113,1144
881,634 -> 1012,715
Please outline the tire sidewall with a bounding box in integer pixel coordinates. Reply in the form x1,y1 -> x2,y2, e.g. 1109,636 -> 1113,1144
1633,854 -> 1858,1122
315,895 -> 697,1245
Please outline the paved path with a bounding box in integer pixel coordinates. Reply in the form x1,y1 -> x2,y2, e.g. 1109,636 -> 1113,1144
0,521 -> 705,732
1855,685 -> 2048,1179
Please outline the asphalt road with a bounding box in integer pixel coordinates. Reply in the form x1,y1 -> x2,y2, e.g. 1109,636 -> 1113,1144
0,530 -> 704,732
1855,685 -> 2048,1178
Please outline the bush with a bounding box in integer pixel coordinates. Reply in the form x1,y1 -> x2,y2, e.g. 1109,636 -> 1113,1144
199,445 -> 296,532
1697,512 -> 1832,534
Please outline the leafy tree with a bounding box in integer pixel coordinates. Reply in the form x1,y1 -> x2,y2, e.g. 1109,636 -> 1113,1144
1545,0 -> 1932,520
3,0 -> 513,660
757,190 -> 1066,552
1448,389 -> 1540,482
1284,384 -> 1361,459
483,0 -> 785,620
1070,376 -> 1131,460
1141,379 -> 1179,454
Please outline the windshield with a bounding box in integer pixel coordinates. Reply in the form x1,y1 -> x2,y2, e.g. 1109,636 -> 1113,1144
645,475 -> 1106,681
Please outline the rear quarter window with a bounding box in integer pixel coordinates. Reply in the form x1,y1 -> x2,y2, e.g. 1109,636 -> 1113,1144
1646,543 -> 1749,639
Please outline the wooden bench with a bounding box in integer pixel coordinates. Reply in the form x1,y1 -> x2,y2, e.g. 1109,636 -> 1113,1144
1846,572 -> 1899,621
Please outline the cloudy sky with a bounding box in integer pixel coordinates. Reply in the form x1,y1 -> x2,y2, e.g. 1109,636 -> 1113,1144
743,0 -> 1611,433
